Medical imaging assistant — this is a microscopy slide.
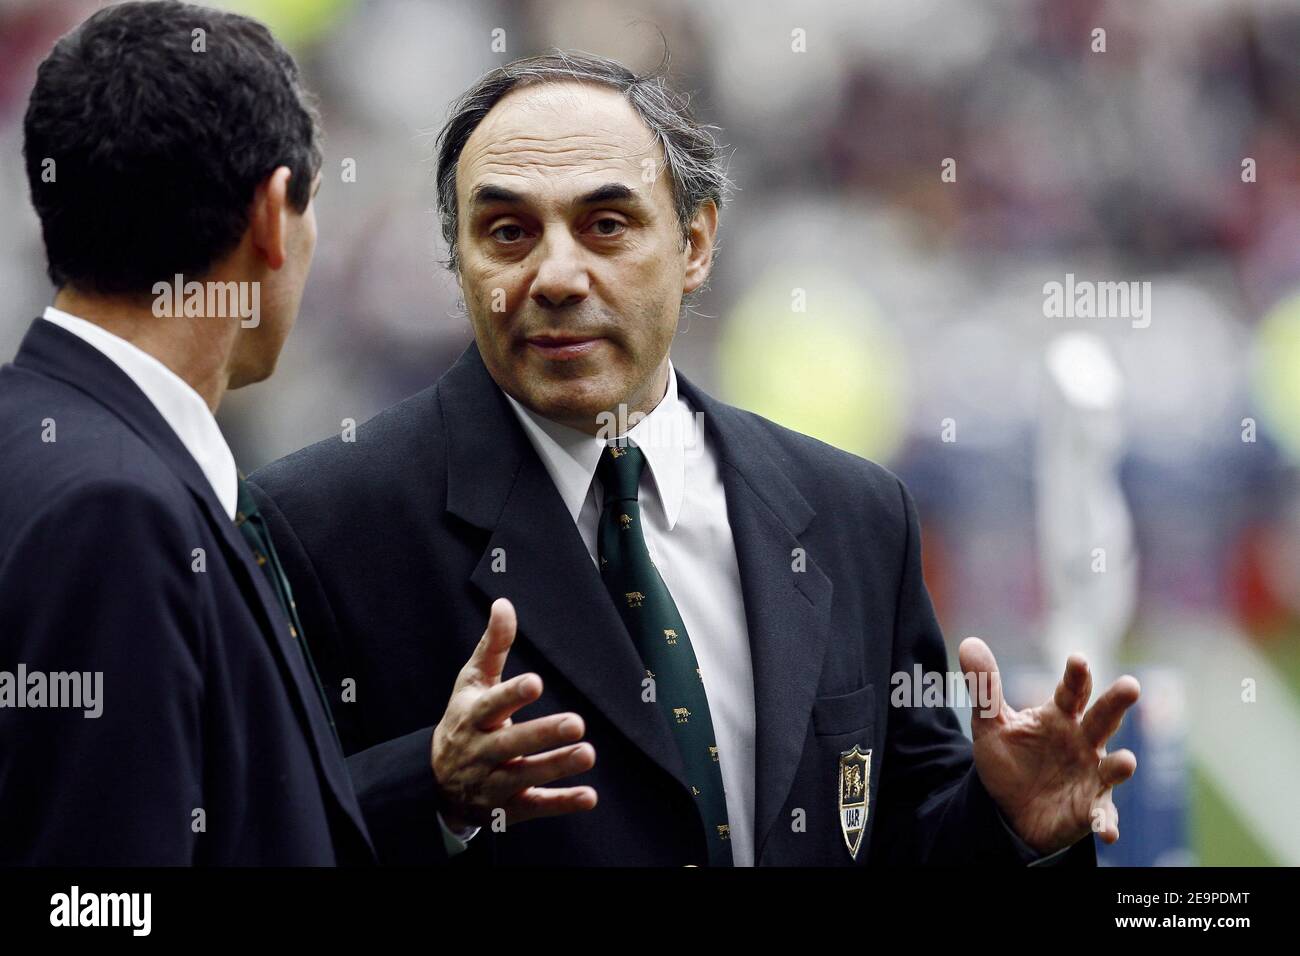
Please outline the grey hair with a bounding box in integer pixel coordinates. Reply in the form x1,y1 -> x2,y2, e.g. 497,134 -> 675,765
433,48 -> 733,284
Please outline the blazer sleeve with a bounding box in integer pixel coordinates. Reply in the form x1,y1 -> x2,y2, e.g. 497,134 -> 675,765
866,477 -> 1096,867
0,481 -> 206,865
246,479 -> 453,865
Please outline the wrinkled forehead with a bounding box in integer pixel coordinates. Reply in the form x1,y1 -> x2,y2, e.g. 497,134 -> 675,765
457,81 -> 668,205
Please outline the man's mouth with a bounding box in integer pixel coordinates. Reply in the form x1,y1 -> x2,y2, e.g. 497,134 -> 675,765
524,334 -> 606,360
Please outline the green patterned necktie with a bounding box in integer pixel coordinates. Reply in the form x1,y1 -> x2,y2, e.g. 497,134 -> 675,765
595,441 -> 733,866
235,475 -> 339,746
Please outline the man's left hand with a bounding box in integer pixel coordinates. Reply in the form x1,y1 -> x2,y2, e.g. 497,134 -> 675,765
959,637 -> 1141,856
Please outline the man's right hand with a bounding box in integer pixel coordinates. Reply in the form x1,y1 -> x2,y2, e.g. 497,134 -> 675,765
431,597 -> 598,832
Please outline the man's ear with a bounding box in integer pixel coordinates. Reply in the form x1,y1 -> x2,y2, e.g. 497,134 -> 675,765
249,165 -> 293,271
683,200 -> 719,295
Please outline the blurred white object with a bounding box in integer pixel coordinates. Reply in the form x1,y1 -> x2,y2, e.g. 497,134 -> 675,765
1037,332 -> 1137,683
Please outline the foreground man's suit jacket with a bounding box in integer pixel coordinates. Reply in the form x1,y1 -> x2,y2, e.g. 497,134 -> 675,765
0,319 -> 374,865
250,341 -> 1096,867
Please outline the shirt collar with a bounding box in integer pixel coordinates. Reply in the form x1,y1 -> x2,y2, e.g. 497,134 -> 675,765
502,362 -> 687,530
40,305 -> 239,520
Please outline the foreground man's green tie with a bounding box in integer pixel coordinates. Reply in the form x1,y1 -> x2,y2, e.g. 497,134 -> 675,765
235,475 -> 339,746
596,441 -> 733,866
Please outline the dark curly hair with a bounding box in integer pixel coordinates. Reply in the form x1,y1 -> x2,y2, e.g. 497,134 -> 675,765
23,0 -> 323,294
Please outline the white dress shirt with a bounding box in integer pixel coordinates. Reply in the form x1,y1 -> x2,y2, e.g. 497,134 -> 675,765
499,362 -> 759,866
42,307 -> 494,858
39,306 -> 238,519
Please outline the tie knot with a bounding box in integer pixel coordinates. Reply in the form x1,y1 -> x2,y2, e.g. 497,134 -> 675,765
595,441 -> 645,503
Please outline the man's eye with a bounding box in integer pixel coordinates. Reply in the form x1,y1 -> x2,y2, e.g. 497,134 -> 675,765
490,224 -> 525,243
592,217 -> 625,236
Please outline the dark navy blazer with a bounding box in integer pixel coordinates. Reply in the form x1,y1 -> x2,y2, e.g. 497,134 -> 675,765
250,341 -> 1097,867
0,319 -> 374,865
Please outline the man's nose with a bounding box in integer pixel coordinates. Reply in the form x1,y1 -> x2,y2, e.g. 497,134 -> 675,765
529,230 -> 590,309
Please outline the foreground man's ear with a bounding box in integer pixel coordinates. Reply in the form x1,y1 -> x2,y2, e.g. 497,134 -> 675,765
250,165 -> 294,271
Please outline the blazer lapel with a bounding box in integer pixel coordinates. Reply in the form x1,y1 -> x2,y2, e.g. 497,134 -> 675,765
13,319 -> 373,850
675,372 -> 835,864
213,497 -> 374,849
440,342 -> 836,859
441,344 -> 690,792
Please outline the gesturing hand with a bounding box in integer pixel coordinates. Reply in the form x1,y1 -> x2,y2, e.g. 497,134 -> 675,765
959,637 -> 1140,856
431,598 -> 598,832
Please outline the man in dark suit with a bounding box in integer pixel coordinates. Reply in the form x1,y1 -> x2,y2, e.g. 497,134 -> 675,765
251,52 -> 1140,866
0,1 -> 371,864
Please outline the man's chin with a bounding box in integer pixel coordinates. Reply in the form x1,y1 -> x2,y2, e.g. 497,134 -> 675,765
226,356 -> 278,390
516,381 -> 625,433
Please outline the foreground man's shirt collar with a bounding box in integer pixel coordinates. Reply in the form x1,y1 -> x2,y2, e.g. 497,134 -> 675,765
39,305 -> 239,520
501,362 -> 687,529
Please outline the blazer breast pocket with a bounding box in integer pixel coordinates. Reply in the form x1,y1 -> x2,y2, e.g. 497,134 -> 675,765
812,683 -> 875,737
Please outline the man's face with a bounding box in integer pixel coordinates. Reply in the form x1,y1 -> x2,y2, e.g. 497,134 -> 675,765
455,81 -> 714,432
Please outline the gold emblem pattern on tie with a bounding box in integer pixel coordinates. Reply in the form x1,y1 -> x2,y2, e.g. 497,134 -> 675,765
595,441 -> 733,866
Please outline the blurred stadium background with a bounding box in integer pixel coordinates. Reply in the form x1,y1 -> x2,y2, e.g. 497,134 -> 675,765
3,0 -> 1299,865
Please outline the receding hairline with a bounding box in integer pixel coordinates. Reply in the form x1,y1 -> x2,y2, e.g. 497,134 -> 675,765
454,78 -> 667,175
454,79 -> 673,214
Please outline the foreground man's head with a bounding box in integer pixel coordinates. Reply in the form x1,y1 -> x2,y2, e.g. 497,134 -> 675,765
435,52 -> 728,433
23,0 -> 323,395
